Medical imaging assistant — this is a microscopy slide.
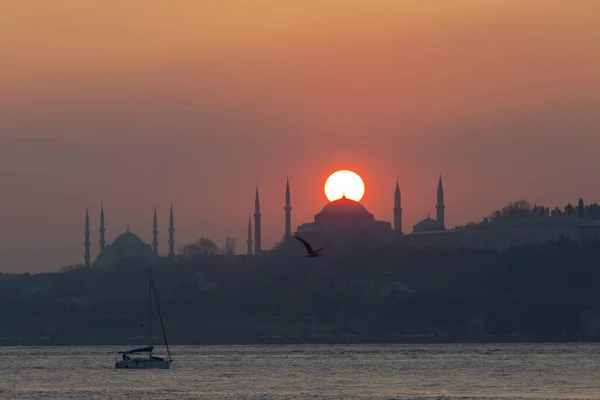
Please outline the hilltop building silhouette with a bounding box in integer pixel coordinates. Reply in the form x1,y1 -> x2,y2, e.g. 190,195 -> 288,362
403,194 -> 600,250
84,207 -> 91,268
254,186 -> 262,255
152,207 -> 158,256
83,205 -> 175,268
247,176 -> 450,254
410,175 -> 447,234
168,204 -> 175,261
437,175 -> 446,228
295,196 -> 394,247
393,180 -> 402,236
284,176 -> 292,241
80,175 -> 600,265
99,203 -> 106,251
247,175 -> 600,254
246,216 -> 253,256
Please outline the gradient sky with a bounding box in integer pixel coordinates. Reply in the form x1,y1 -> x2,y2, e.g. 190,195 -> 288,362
1,0 -> 599,272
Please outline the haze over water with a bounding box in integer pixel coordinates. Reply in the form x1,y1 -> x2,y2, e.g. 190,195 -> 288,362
2,343 -> 599,399
1,1 -> 600,272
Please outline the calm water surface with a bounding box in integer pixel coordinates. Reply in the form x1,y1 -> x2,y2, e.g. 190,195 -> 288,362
0,343 -> 599,399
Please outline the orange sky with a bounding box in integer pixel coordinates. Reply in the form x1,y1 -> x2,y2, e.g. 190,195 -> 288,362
1,0 -> 599,272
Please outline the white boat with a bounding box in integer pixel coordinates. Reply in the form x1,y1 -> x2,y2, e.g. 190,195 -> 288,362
115,346 -> 171,369
115,268 -> 173,369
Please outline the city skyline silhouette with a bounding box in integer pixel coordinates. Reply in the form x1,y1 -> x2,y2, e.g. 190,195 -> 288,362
1,1 -> 599,271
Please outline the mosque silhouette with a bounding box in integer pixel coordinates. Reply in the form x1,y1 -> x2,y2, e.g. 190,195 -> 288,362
82,176 -> 448,267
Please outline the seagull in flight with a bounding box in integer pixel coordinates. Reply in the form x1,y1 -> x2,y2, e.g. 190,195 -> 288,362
294,235 -> 329,258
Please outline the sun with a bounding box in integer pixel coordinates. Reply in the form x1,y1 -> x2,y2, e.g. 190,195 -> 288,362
324,170 -> 365,202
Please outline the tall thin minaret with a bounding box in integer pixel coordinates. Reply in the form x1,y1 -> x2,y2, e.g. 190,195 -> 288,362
393,180 -> 403,235
168,204 -> 175,262
284,176 -> 292,241
152,207 -> 159,256
84,207 -> 91,268
436,175 -> 445,229
99,203 -> 106,251
247,216 -> 253,256
254,186 -> 262,254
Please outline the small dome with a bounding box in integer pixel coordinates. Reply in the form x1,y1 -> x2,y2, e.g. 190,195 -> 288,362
413,216 -> 443,233
320,197 -> 370,216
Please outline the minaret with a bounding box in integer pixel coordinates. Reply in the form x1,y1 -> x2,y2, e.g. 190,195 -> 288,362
152,207 -> 159,256
99,203 -> 106,251
247,216 -> 253,256
393,180 -> 403,235
436,175 -> 446,229
84,207 -> 91,268
254,186 -> 262,254
284,176 -> 292,240
168,204 -> 175,262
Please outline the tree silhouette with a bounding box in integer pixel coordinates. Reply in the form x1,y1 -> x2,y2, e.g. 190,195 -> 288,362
578,198 -> 585,220
179,237 -> 221,258
491,199 -> 533,219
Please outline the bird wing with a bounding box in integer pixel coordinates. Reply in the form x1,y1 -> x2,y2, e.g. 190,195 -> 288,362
294,235 -> 314,253
315,244 -> 330,253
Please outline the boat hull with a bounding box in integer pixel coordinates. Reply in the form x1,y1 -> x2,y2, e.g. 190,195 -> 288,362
115,358 -> 172,369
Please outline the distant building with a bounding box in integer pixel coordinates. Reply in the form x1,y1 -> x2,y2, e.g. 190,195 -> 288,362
249,175 -> 600,254
254,186 -> 262,254
296,196 -> 394,247
225,236 -> 236,255
93,227 -> 156,269
405,198 -> 600,251
411,175 -> 446,233
246,216 -> 253,256
252,175 -> 443,253
84,205 -> 175,268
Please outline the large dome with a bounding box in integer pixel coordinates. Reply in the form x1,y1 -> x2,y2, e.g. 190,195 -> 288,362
93,229 -> 156,269
319,197 -> 371,216
314,196 -> 375,227
112,231 -> 145,247
295,195 -> 393,247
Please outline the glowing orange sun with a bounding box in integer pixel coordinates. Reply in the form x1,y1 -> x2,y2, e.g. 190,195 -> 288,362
324,170 -> 365,202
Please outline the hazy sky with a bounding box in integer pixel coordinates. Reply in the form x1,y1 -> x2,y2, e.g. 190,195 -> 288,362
1,0 -> 599,272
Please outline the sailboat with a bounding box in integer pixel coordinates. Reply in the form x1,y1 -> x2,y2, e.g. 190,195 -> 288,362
115,267 -> 172,369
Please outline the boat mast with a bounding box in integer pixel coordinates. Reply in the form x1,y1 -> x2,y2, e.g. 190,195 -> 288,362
151,271 -> 172,362
148,267 -> 152,347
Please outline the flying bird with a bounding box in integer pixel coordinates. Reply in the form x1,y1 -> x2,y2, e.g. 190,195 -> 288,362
294,235 -> 329,258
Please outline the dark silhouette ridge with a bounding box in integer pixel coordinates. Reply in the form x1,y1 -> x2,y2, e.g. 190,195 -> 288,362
2,236 -> 600,345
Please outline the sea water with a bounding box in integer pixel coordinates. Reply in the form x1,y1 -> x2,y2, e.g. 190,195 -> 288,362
1,343 -> 599,399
